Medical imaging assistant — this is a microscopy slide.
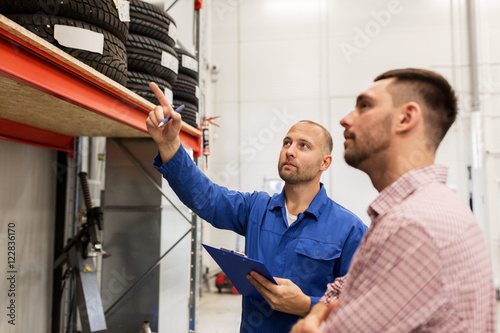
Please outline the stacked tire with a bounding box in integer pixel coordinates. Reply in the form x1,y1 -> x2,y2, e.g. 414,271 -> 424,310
0,0 -> 129,85
172,47 -> 200,128
126,0 -> 177,111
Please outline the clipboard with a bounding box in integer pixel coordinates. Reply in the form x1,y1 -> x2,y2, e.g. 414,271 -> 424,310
202,243 -> 277,301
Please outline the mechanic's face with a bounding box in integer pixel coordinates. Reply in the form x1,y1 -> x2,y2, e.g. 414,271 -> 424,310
278,122 -> 327,185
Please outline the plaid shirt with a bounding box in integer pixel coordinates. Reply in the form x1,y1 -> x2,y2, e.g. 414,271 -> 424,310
320,165 -> 496,332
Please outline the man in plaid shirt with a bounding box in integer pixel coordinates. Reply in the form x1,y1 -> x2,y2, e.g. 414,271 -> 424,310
291,68 -> 496,332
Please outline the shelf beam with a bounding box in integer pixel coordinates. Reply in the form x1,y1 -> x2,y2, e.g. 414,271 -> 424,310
0,15 -> 201,156
0,119 -> 74,156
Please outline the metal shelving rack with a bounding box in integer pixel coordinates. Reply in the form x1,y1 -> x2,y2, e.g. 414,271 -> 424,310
0,13 -> 202,333
0,14 -> 201,157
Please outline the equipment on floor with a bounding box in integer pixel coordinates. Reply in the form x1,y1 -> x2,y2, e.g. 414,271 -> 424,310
215,272 -> 238,295
54,172 -> 109,333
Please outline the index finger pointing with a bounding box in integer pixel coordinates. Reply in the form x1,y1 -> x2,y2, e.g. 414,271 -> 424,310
149,82 -> 171,108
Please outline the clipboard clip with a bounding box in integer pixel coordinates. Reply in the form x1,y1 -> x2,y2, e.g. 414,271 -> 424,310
221,248 -> 248,258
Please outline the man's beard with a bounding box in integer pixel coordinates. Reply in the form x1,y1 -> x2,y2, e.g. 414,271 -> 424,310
344,117 -> 392,168
278,162 -> 318,185
344,139 -> 391,168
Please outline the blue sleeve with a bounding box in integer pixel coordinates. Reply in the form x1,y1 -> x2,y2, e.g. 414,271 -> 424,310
310,296 -> 321,308
335,220 -> 368,277
153,148 -> 253,235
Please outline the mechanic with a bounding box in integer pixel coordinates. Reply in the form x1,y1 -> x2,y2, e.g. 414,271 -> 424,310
146,82 -> 367,332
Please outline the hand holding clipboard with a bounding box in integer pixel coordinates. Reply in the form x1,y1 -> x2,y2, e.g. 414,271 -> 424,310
202,244 -> 277,301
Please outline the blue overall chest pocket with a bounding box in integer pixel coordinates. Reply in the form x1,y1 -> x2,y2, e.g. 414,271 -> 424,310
291,239 -> 342,288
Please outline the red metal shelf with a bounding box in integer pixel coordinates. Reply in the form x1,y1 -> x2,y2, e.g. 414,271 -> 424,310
0,14 -> 201,157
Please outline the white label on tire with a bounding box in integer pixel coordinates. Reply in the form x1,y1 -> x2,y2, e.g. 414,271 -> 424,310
164,88 -> 173,105
195,85 -> 200,99
182,55 -> 198,73
54,25 -> 104,54
117,1 -> 130,22
161,51 -> 179,73
168,22 -> 177,42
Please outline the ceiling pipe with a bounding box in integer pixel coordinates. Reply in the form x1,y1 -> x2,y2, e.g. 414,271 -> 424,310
466,0 -> 488,233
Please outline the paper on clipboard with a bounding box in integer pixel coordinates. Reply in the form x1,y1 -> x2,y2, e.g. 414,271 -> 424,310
202,243 -> 277,301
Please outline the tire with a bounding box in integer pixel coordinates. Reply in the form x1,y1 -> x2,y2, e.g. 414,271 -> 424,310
174,99 -> 198,128
172,74 -> 199,106
126,34 -> 178,85
7,14 -> 127,85
173,100 -> 197,113
129,0 -> 177,47
0,0 -> 128,44
126,71 -> 172,105
176,47 -> 199,80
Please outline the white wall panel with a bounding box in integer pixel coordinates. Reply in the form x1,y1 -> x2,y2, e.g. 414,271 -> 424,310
0,140 -> 56,333
210,99 -> 326,192
206,102 -> 240,189
239,0 -> 322,42
327,30 -> 453,96
326,96 -> 378,224
240,39 -> 321,102
238,100 -> 322,158
329,161 -> 378,224
210,45 -> 240,103
329,0 -> 450,34
206,0 -> 500,284
211,0 -> 239,43
475,0 -> 500,282
239,162 -> 280,194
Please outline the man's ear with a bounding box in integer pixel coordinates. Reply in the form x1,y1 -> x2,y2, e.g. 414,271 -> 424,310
320,155 -> 333,171
396,102 -> 421,134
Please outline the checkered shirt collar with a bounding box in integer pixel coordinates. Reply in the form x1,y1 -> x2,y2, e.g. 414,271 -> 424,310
367,164 -> 449,221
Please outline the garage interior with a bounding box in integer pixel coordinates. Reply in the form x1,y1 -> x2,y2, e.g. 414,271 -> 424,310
1,0 -> 500,332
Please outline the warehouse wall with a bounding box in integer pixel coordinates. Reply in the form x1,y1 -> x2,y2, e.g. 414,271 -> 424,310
204,0 -> 500,282
0,140 -> 56,332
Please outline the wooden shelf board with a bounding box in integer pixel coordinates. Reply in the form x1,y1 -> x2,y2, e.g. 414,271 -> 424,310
0,14 -> 201,155
0,75 -> 149,138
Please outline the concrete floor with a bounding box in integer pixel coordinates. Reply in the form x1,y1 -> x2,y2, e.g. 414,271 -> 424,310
197,290 -> 242,333
197,291 -> 500,333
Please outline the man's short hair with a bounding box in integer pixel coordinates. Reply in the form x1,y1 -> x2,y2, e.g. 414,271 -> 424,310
298,120 -> 333,155
374,68 -> 458,148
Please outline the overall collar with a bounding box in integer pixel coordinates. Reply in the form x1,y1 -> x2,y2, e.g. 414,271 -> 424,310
269,183 -> 329,221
